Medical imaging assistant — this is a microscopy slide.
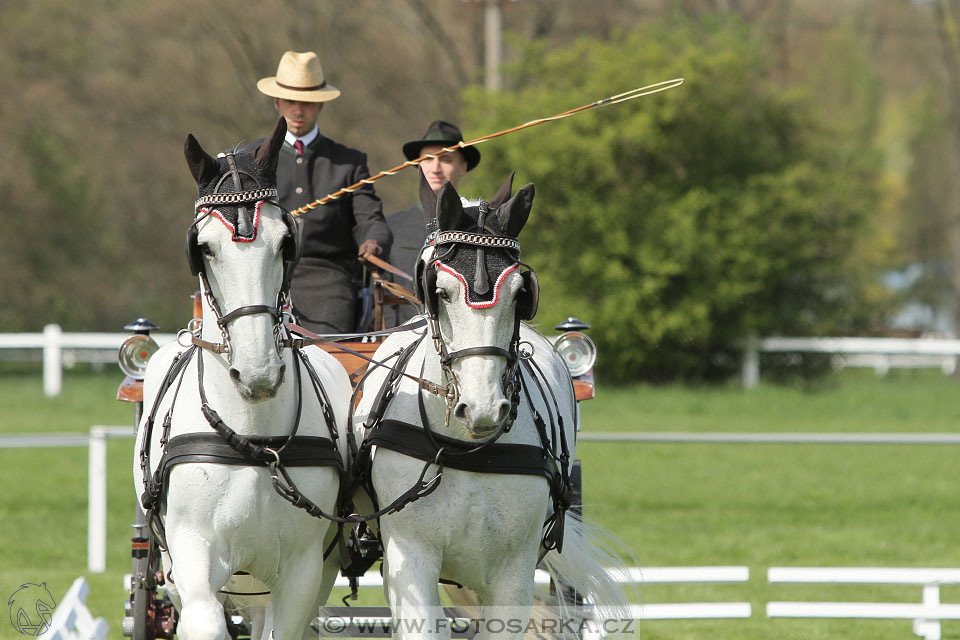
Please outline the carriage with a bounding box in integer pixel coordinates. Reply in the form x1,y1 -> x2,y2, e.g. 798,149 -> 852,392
115,121 -> 617,640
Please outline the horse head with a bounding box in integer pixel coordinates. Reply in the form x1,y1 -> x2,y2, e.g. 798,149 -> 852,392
183,117 -> 300,401
417,171 -> 538,437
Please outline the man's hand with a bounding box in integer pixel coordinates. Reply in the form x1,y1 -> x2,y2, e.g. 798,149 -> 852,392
357,239 -> 383,257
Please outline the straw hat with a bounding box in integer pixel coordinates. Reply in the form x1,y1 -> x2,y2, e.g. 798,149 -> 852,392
257,51 -> 341,103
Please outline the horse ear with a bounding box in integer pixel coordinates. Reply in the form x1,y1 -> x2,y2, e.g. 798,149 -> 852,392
419,167 -> 438,225
436,181 -> 463,231
489,171 -> 515,210
496,183 -> 535,237
254,116 -> 287,176
184,134 -> 219,186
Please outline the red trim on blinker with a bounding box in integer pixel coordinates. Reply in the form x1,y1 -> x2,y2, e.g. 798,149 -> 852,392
198,200 -> 266,242
434,261 -> 519,309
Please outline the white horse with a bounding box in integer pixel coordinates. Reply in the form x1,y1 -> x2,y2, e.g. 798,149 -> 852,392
133,118 -> 352,640
351,173 -> 628,640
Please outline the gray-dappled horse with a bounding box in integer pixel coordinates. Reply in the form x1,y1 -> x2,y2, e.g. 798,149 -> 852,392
349,172 -> 629,640
134,118 -> 352,640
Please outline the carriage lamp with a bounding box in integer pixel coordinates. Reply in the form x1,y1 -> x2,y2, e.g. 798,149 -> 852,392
118,318 -> 160,380
554,317 -> 591,332
553,331 -> 597,378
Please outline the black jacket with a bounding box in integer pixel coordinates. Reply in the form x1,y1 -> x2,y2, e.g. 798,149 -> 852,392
253,134 -> 392,267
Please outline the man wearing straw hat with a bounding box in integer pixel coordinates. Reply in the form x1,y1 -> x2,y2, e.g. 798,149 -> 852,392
383,120 -> 480,327
255,50 -> 392,334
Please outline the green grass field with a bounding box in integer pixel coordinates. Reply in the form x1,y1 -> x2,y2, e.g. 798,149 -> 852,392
2,364 -> 960,639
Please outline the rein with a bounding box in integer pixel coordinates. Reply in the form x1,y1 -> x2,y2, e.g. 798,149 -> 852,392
281,321 -> 454,399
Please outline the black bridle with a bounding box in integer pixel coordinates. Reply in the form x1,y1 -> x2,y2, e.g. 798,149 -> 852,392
423,230 -> 525,432
188,151 -> 285,362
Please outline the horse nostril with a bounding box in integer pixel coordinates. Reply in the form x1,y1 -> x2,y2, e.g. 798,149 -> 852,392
454,402 -> 470,424
276,362 -> 286,386
229,368 -> 242,384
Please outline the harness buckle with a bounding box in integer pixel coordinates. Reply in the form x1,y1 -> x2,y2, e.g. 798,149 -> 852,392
264,447 -> 281,467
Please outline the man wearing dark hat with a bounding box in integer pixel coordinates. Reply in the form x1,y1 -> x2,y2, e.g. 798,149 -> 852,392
384,121 -> 480,327
254,50 -> 392,333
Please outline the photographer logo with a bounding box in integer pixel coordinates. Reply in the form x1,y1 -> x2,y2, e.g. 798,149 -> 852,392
8,583 -> 56,636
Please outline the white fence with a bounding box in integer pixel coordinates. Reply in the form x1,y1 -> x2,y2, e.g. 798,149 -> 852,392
0,325 -> 175,397
10,430 -> 960,636
330,567 -> 752,622
5,329 -> 959,395
768,567 -> 960,640
5,428 -> 960,575
39,577 -> 109,640
741,336 -> 960,388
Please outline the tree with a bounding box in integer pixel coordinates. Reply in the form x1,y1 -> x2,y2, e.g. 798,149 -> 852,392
463,15 -> 888,381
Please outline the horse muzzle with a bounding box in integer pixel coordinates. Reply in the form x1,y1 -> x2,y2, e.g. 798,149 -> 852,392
229,360 -> 286,401
453,397 -> 511,437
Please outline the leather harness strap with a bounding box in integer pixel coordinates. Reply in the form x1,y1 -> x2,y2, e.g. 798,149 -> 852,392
161,432 -> 340,468
369,419 -> 555,479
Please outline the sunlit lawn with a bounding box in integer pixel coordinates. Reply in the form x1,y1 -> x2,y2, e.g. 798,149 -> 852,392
2,365 -> 960,638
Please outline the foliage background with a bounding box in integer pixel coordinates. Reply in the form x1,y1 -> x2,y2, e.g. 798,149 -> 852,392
0,0 -> 955,381
466,16 -> 885,380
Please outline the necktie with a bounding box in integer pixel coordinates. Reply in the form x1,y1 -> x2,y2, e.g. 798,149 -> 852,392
294,139 -> 304,156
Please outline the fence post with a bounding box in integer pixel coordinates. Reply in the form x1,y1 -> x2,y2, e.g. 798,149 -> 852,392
87,427 -> 107,573
914,584 -> 942,640
741,333 -> 759,389
43,324 -> 63,398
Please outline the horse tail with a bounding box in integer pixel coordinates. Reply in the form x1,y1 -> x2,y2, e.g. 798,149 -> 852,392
539,511 -> 635,623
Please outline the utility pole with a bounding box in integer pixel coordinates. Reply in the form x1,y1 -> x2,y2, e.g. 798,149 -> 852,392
484,0 -> 503,91
934,0 -> 960,337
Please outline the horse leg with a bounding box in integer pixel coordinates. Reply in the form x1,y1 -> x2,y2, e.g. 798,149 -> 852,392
268,553 -> 327,640
383,538 -> 447,640
473,569 -> 536,640
167,537 -> 231,640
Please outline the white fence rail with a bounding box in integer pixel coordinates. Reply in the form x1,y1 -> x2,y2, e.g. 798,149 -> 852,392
331,567 -> 752,621
5,428 -> 960,574
12,431 -> 960,636
741,336 -> 960,388
768,567 -> 960,640
6,329 -> 958,395
0,325 -> 175,397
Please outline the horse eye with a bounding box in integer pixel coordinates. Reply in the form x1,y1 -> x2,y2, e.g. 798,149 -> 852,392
201,245 -> 214,257
437,288 -> 451,303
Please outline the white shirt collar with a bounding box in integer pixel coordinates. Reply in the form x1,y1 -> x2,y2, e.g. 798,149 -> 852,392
285,125 -> 319,149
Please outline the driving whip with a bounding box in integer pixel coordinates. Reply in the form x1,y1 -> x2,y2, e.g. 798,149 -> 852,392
291,77 -> 685,216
